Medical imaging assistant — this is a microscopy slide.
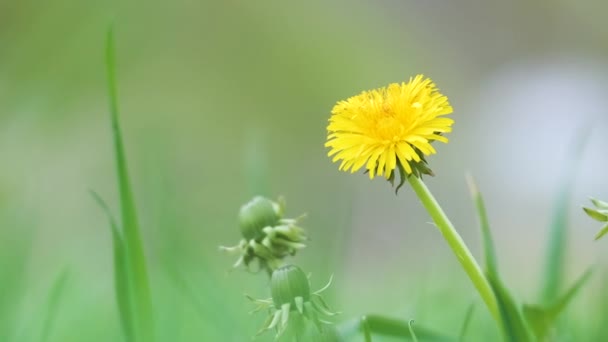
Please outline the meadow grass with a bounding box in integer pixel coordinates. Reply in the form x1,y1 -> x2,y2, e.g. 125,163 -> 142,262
1,28 -> 607,342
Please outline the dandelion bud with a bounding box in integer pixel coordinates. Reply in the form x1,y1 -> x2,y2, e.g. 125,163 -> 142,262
248,265 -> 338,339
239,196 -> 281,240
220,196 -> 308,273
271,265 -> 311,308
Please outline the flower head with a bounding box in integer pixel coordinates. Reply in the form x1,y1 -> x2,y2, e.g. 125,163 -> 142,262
248,265 -> 338,339
220,196 -> 307,273
325,75 -> 453,185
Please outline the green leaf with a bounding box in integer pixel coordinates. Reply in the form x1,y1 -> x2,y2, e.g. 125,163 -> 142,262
583,207 -> 608,222
523,269 -> 592,340
105,26 -> 154,342
590,197 -> 608,210
595,223 -> 608,241
40,269 -> 70,342
467,175 -> 533,341
337,315 -> 455,341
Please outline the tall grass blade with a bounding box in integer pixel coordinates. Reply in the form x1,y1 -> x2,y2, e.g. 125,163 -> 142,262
466,175 -> 498,280
487,273 -> 533,342
541,129 -> 589,304
40,269 -> 70,342
106,26 -> 154,341
91,191 -> 135,342
467,175 -> 533,341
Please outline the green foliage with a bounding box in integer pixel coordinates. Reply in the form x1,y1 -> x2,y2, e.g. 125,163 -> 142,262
97,27 -> 154,342
541,131 -> 588,304
583,198 -> 608,240
523,269 -> 592,340
468,176 -> 533,341
338,315 -> 454,341
468,175 -> 593,342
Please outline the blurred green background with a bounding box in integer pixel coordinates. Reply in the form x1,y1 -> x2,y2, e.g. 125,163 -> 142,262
2,0 -> 608,341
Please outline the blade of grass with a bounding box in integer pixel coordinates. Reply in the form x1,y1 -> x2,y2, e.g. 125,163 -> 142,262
408,320 -> 419,342
458,304 -> 475,342
337,315 -> 455,341
467,175 -> 533,342
106,26 -> 154,342
40,269 -> 70,342
91,191 -> 135,342
466,175 -> 498,281
541,128 -> 589,304
523,268 -> 592,340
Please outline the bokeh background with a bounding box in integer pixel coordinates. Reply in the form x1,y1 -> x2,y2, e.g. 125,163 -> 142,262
2,0 -> 608,341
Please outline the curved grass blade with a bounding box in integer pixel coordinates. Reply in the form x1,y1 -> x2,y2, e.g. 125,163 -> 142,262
338,315 -> 455,341
523,268 -> 592,340
91,191 -> 135,342
467,175 -> 533,342
487,273 -> 533,342
408,320 -> 420,342
106,26 -> 154,342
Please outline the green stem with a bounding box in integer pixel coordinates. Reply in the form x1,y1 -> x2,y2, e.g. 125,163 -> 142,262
407,176 -> 499,322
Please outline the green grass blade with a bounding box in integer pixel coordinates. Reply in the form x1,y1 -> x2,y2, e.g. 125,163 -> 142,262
40,269 -> 70,342
91,191 -> 135,342
458,304 -> 475,342
105,27 -> 154,342
338,315 -> 455,341
541,128 -> 589,304
467,175 -> 533,341
487,273 -> 533,342
523,268 -> 592,340
408,320 -> 420,342
547,268 -> 592,317
466,175 -> 498,280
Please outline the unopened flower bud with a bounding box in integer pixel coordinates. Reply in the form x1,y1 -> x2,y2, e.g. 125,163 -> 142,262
248,264 -> 338,339
239,196 -> 281,240
220,196 -> 308,273
271,265 -> 311,308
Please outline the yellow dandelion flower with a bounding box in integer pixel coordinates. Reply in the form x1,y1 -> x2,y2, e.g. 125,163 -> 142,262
325,74 -> 454,180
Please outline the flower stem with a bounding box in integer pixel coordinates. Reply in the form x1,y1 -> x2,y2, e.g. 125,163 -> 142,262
407,175 -> 499,321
